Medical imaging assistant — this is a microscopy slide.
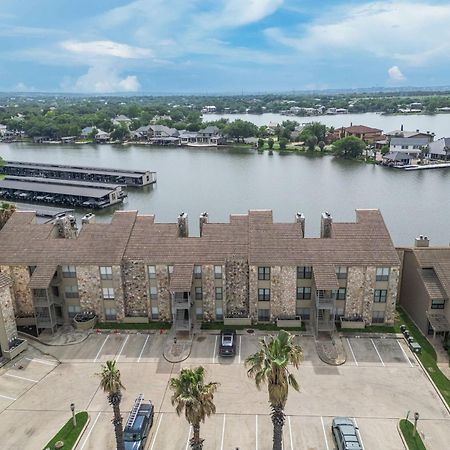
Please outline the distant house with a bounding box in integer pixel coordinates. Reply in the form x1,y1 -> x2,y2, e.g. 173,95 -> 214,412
148,125 -> 179,145
95,130 -> 110,142
81,126 -> 96,138
340,125 -> 383,143
201,106 -> 216,113
0,124 -> 6,136
112,115 -> 131,126
150,115 -> 172,123
80,127 -> 109,142
385,129 -> 434,143
382,151 -> 418,166
389,137 -> 430,152
427,138 -> 450,160
178,127 -> 223,146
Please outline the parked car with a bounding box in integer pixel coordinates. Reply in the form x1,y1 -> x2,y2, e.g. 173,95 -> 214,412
219,329 -> 236,356
331,417 -> 363,450
124,395 -> 154,450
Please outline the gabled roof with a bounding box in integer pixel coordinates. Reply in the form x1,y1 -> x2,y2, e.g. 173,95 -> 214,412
390,137 -> 429,146
313,265 -> 339,290
170,264 -> 194,291
344,125 -> 382,134
414,248 -> 450,298
28,264 -> 57,289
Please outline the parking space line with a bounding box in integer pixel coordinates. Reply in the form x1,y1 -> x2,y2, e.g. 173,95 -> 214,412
220,414 -> 226,450
346,338 -> 358,366
320,416 -> 330,450
370,339 -> 385,366
5,373 -> 38,383
116,335 -> 129,362
185,426 -> 192,450
137,335 -> 150,363
288,416 -> 294,450
24,357 -> 57,366
239,335 -> 242,364
255,415 -> 258,450
397,340 -> 413,367
93,335 -> 109,362
150,413 -> 163,450
353,418 -> 365,450
79,411 -> 101,450
212,335 -> 218,363
0,393 -> 16,401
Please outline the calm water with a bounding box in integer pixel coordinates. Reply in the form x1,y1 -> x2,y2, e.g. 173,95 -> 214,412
207,112 -> 450,137
1,141 -> 449,246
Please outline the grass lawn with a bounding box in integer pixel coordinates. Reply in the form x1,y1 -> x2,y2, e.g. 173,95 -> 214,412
201,322 -> 305,332
43,411 -> 88,450
399,419 -> 427,450
96,321 -> 171,330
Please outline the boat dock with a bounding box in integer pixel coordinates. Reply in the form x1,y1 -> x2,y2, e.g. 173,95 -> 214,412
11,203 -> 75,223
394,163 -> 450,171
1,160 -> 156,186
0,176 -> 125,209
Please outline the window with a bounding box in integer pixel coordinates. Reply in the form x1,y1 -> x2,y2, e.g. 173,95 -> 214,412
64,285 -> 79,299
67,305 -> 81,318
33,289 -> 47,298
195,287 -> 203,300
296,287 -> 311,300
376,267 -> 390,281
297,266 -> 312,279
105,307 -> 117,321
336,288 -> 347,300
258,309 -> 270,321
168,265 -> 174,275
214,265 -> 223,279
335,266 -> 348,279
374,289 -> 387,303
258,267 -> 271,280
151,306 -> 159,320
100,266 -> 113,280
372,310 -> 385,323
102,287 -> 115,299
431,299 -> 445,309
258,288 -> 270,301
194,265 -> 202,279
215,287 -> 223,301
401,145 -> 408,149
296,308 -> 310,320
215,307 -> 223,320
149,286 -> 158,300
147,265 -> 156,279
196,307 -> 203,320
62,265 -> 76,278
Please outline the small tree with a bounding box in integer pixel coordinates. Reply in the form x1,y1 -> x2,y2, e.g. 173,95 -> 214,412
258,138 -> 265,149
333,136 -> 366,159
306,135 -> 318,152
279,138 -> 288,150
318,140 -> 326,152
268,138 -> 274,149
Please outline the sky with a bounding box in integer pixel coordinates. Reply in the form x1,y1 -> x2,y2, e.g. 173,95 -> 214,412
1,0 -> 450,94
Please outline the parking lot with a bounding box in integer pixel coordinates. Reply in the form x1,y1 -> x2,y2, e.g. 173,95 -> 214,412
0,331 -> 449,449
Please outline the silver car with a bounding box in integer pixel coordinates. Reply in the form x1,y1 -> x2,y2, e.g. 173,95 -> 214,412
331,417 -> 363,450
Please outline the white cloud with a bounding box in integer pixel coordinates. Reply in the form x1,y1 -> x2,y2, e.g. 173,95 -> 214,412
388,65 -> 405,81
62,66 -> 141,93
265,1 -> 450,66
61,40 -> 152,59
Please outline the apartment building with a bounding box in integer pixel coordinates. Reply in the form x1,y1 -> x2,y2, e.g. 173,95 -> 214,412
0,208 -> 400,338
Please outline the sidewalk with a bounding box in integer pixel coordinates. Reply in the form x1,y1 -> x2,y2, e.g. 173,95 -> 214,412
427,335 -> 450,380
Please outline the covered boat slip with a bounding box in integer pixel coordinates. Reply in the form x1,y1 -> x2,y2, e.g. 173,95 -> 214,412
0,176 -> 125,209
1,160 -> 156,186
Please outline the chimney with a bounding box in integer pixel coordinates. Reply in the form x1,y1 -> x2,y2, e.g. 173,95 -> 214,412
199,211 -> 208,237
177,212 -> 189,238
54,214 -> 77,239
295,212 -> 305,237
416,129 -> 419,133
401,124 -> 404,131
81,213 -> 96,225
414,235 -> 430,248
320,212 -> 333,238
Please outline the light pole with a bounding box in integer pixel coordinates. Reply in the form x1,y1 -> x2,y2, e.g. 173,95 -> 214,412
413,412 -> 419,437
70,403 -> 76,427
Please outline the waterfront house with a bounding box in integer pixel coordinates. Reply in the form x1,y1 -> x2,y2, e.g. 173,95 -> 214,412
112,115 -> 132,127
0,124 -> 6,136
340,125 -> 383,143
427,138 -> 450,161
385,129 -> 434,143
0,209 -> 400,335
95,130 -> 111,142
399,236 -> 450,341
80,126 -> 95,138
382,151 -> 417,166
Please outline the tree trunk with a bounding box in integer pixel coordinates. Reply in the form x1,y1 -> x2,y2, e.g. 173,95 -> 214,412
109,394 -> 125,450
271,404 -> 285,450
190,423 -> 204,450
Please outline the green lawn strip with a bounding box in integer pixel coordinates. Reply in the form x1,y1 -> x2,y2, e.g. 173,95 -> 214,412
339,324 -> 398,334
96,321 -> 171,330
43,412 -> 88,450
200,322 -> 305,332
399,419 -> 427,450
397,307 -> 450,407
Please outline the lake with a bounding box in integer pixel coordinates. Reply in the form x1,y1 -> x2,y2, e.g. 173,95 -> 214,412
1,141 -> 449,246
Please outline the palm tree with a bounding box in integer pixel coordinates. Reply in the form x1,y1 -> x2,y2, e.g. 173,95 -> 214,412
170,366 -> 219,450
246,329 -> 303,450
98,360 -> 125,450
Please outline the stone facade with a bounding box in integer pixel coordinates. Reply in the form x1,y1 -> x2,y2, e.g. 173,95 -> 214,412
361,266 -> 376,323
0,284 -> 18,345
248,265 -> 258,320
270,266 -> 297,318
156,265 -> 171,321
385,266 -> 400,324
77,266 -> 104,319
3,266 -> 34,316
202,265 -> 216,321
345,266 -> 367,319
122,260 -> 149,317
225,258 -> 249,317
111,265 -> 125,320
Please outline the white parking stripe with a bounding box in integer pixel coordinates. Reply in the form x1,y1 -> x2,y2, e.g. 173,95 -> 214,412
116,335 -> 129,362
79,412 -> 101,450
0,393 -> 16,401
185,426 -> 192,450
353,418 -> 365,450
150,413 -> 164,450
238,335 -> 242,364
220,414 -> 226,450
5,373 -> 38,383
288,416 -> 294,450
137,335 -> 150,362
346,338 -> 358,366
371,339 -> 385,366
93,335 -> 109,362
24,357 -> 57,366
321,416 -> 330,450
255,415 -> 258,450
212,335 -> 218,363
397,340 -> 413,367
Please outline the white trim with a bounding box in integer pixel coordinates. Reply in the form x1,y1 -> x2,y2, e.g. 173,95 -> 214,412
94,335 -> 109,362
353,418 -> 365,450
238,335 -> 242,364
24,357 -> 57,366
397,340 -> 413,367
116,335 -> 129,362
321,416 -> 330,450
5,373 -> 38,383
185,426 -> 192,450
150,413 -> 164,450
371,339 -> 385,366
0,393 -> 16,401
138,335 -> 150,363
255,415 -> 258,450
288,416 -> 294,450
346,338 -> 358,366
212,335 -> 218,363
79,412 -> 101,450
220,414 -> 226,450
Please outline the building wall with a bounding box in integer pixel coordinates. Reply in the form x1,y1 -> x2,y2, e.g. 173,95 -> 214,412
156,265 -> 171,321
202,265 -> 216,321
0,285 -> 18,352
77,265 -> 104,320
122,260 -> 149,317
270,266 -> 296,318
2,266 -> 34,316
224,258 -> 249,317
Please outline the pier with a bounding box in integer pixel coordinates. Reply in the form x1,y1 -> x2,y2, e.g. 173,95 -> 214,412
0,161 -> 156,186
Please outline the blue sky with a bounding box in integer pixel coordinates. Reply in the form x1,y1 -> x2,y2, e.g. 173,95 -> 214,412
1,0 -> 450,93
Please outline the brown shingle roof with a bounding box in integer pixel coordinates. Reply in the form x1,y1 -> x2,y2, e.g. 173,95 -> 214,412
344,125 -> 382,134
28,265 -> 57,289
414,248 -> 450,298
313,265 -> 339,290
170,264 -> 194,291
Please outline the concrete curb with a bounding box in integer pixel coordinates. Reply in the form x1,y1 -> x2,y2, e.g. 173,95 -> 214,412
396,419 -> 410,450
71,413 -> 91,450
162,333 -> 193,363
18,331 -> 91,347
315,336 -> 347,366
